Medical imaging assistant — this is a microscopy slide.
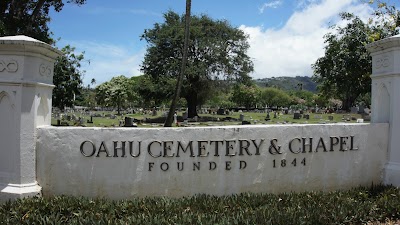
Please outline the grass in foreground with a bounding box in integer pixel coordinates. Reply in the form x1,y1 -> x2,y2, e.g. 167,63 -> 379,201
1,185 -> 399,224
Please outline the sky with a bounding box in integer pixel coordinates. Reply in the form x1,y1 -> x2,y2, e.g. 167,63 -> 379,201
48,0 -> 380,85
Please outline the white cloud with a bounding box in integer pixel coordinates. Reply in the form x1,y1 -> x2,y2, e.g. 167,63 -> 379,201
259,0 -> 284,13
57,40 -> 145,86
241,0 -> 373,79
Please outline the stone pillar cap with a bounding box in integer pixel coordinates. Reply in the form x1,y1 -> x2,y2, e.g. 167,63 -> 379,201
367,34 -> 400,54
0,35 -> 62,58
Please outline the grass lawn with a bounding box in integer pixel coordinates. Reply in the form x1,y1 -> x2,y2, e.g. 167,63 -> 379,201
51,110 -> 366,128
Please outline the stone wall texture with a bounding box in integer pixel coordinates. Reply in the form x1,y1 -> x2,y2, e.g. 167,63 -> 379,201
37,123 -> 388,199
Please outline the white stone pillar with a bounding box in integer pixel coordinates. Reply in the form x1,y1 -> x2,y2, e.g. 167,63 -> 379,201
0,36 -> 60,201
367,35 -> 400,186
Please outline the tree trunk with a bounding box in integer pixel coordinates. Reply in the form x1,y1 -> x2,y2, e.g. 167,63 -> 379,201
164,0 -> 191,127
186,92 -> 198,118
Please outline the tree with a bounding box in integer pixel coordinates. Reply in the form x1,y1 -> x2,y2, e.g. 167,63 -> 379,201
367,0 -> 400,41
95,75 -> 138,114
141,11 -> 253,118
259,87 -> 293,108
230,84 -> 260,110
312,13 -> 372,110
134,75 -> 176,107
0,0 -> 86,44
53,45 -> 85,110
289,90 -> 314,107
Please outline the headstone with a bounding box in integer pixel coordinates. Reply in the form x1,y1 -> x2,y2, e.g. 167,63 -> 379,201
362,114 -> 371,122
183,112 -> 188,120
265,112 -> 270,121
328,116 -> 334,121
87,116 -> 93,124
217,108 -> 225,115
358,105 -> 365,114
304,114 -> 310,120
314,115 -> 322,119
293,113 -> 301,119
173,113 -> 178,124
239,114 -> 244,121
273,111 -> 277,119
124,117 -> 133,127
350,107 -> 358,114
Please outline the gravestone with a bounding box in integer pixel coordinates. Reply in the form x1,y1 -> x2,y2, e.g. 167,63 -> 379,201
293,113 -> 301,119
265,112 -> 270,121
351,107 -> 358,114
314,115 -> 322,119
358,105 -> 365,114
217,108 -> 225,115
124,117 -> 133,127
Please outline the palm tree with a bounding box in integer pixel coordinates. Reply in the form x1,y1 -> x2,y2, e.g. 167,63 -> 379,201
164,0 -> 192,127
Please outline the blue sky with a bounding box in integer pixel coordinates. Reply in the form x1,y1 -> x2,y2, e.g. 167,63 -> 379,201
49,0 -> 382,85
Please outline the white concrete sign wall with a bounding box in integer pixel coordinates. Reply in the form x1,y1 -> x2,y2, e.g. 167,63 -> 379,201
37,124 -> 388,199
0,36 -> 60,201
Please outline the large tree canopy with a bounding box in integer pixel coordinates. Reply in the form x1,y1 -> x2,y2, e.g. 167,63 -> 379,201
312,13 -> 373,110
95,75 -> 138,114
141,11 -> 253,118
0,0 -> 86,44
313,2 -> 400,111
53,45 -> 85,110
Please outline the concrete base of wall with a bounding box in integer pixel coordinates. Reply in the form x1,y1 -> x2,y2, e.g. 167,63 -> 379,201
0,182 -> 41,202
384,162 -> 400,186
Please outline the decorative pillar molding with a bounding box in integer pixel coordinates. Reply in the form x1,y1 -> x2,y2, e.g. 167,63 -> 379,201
367,35 -> 400,186
0,36 -> 61,201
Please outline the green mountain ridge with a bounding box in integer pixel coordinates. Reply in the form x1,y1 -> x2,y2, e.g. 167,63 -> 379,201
254,76 -> 317,92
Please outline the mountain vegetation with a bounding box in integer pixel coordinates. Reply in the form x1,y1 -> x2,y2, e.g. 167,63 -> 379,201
254,76 -> 317,93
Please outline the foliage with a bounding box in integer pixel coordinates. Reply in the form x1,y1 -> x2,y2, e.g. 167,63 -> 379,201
367,0 -> 400,41
95,75 -> 137,114
312,13 -> 372,110
141,11 -> 253,118
289,90 -> 315,107
230,84 -> 260,109
1,185 -> 400,224
255,76 -> 317,92
312,94 -> 329,108
205,89 -> 235,108
0,0 -> 86,44
53,45 -> 85,110
259,87 -> 293,108
134,75 -> 176,107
